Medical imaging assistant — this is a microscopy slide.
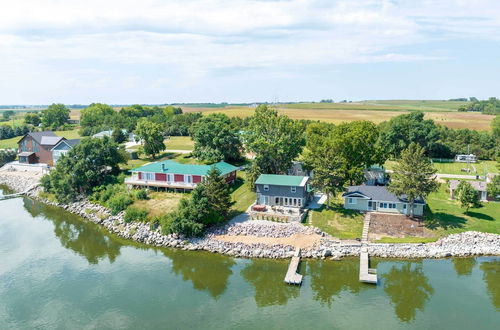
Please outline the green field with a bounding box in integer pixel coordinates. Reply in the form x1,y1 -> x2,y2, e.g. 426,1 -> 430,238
165,136 -> 194,150
425,185 -> 500,236
385,160 -> 499,175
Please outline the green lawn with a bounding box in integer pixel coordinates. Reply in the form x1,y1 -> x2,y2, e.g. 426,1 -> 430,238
310,202 -> 364,240
165,136 -> 194,150
229,172 -> 256,216
385,160 -> 498,175
424,185 -> 499,236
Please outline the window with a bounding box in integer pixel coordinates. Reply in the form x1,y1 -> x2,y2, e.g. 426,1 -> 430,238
348,198 -> 357,205
144,172 -> 154,181
284,197 -> 288,205
167,174 -> 173,182
275,197 -> 280,204
291,186 -> 296,193
33,140 -> 39,153
20,140 -> 28,152
298,199 -> 302,207
263,185 -> 269,191
185,175 -> 192,183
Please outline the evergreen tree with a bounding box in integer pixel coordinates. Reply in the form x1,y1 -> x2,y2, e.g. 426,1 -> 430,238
202,167 -> 234,218
388,143 -> 439,217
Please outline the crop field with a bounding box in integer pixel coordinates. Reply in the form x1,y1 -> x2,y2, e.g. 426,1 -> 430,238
183,101 -> 494,130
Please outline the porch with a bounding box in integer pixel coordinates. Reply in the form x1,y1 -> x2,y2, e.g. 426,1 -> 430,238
124,177 -> 197,190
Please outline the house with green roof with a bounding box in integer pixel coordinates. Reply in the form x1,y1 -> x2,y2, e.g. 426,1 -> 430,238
255,174 -> 312,208
125,160 -> 238,190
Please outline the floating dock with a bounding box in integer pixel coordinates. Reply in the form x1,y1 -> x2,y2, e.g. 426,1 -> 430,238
284,248 -> 303,285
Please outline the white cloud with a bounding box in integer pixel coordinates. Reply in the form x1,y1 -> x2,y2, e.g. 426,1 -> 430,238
0,0 -> 499,103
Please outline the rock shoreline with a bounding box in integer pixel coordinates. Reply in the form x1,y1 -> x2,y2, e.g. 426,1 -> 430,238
1,173 -> 499,260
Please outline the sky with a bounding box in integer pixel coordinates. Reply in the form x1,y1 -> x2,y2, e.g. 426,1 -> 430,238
0,0 -> 499,104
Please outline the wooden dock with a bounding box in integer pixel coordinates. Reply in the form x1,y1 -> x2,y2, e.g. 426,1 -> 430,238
0,192 -> 23,201
284,248 -> 303,285
359,247 -> 377,284
359,213 -> 377,284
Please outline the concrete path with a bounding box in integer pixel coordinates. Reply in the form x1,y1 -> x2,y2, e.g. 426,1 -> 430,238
308,194 -> 327,209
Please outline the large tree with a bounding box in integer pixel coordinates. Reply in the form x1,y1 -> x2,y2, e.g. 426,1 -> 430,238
42,103 -> 70,129
134,119 -> 165,158
456,181 -> 480,212
378,111 -> 441,158
202,166 -> 234,217
492,115 -> 500,140
487,175 -> 500,201
190,113 -> 242,163
304,121 -> 386,204
244,105 -> 305,174
41,137 -> 127,203
388,143 -> 439,217
80,103 -> 116,136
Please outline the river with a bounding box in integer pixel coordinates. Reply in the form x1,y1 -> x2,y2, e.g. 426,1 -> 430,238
0,186 -> 498,329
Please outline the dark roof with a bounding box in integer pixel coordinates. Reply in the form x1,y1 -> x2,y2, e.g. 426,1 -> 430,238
65,139 -> 81,147
342,185 -> 425,204
18,152 -> 35,157
18,131 -> 63,146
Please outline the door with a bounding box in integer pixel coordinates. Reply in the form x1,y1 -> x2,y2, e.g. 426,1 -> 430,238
368,201 -> 373,211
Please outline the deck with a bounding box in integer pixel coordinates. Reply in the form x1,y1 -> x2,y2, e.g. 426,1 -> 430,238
124,178 -> 197,190
284,249 -> 303,285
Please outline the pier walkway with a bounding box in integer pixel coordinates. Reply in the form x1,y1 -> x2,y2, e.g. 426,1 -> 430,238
284,248 -> 303,285
359,213 -> 378,284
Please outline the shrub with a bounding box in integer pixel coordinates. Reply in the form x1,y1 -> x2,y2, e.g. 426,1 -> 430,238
108,193 -> 133,215
135,189 -> 148,200
124,206 -> 149,223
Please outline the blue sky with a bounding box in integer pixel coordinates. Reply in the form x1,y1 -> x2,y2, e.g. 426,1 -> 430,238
0,0 -> 499,104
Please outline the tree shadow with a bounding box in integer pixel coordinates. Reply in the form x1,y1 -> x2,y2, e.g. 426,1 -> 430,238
424,206 -> 467,230
464,211 -> 495,221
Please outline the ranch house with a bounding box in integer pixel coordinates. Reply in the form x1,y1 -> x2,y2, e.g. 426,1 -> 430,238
342,185 -> 425,216
126,160 -> 238,190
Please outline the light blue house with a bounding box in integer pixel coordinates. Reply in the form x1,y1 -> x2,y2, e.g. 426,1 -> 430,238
50,139 -> 80,164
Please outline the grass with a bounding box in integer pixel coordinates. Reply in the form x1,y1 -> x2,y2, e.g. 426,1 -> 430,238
424,185 -> 500,237
131,191 -> 183,218
309,201 -> 364,240
229,172 -> 256,216
385,160 -> 498,175
165,136 -> 194,150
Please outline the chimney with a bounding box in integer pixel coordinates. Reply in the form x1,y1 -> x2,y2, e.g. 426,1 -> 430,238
162,163 -> 166,172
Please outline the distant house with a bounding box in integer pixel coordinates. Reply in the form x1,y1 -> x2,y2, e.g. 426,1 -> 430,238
51,139 -> 80,165
93,129 -> 135,142
449,180 -> 488,201
255,174 -> 312,208
342,185 -> 425,216
455,154 -> 476,163
17,131 -> 64,166
126,160 -> 238,190
364,165 -> 387,186
287,161 -> 312,177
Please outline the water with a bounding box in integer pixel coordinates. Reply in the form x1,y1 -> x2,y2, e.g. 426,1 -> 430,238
0,187 -> 498,329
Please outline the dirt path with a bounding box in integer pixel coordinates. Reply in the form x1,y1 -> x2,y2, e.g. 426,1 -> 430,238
214,233 -> 322,249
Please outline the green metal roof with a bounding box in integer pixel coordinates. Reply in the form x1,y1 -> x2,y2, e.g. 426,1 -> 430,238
255,174 -> 308,187
130,160 -> 238,176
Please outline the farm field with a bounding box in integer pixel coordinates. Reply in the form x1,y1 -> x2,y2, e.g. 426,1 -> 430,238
165,136 -> 194,150
182,101 -> 494,131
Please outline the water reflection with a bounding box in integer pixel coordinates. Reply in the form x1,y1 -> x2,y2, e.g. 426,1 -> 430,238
452,258 -> 476,276
308,259 -> 373,307
382,262 -> 434,322
163,249 -> 235,299
22,197 -> 123,264
480,260 -> 500,311
241,259 -> 299,307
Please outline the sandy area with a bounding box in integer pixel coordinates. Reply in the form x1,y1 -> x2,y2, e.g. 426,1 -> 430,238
214,233 -> 322,248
